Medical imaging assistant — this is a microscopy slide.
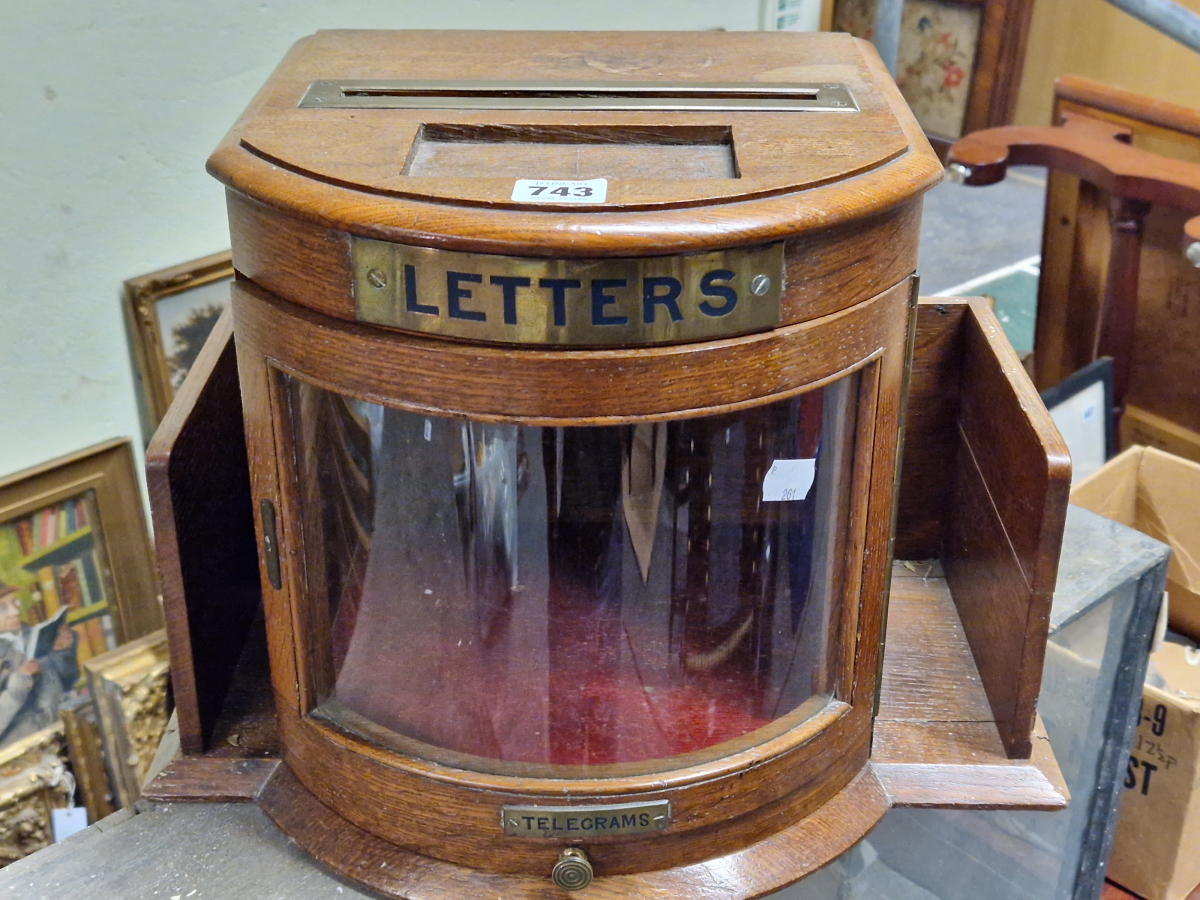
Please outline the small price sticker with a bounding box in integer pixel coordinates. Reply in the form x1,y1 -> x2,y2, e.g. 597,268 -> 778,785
51,807 -> 88,842
511,178 -> 607,204
762,459 -> 817,502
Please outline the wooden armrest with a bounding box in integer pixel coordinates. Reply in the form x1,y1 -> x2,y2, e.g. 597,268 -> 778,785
946,111 -> 1200,244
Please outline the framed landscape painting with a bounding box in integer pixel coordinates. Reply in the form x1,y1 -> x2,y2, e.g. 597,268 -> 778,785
125,251 -> 233,437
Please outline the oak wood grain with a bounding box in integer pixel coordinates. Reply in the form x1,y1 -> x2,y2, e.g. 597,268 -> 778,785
875,714 -> 1066,811
147,564 -> 1067,812
150,296 -> 1068,853
209,31 -> 941,257
146,311 -> 262,754
226,192 -> 351,323
232,30 -> 912,210
141,757 -> 280,803
278,699 -> 871,876
152,297 -> 1070,888
258,760 -> 891,900
156,31 -> 1080,891
876,573 -> 994,723
233,302 -> 301,716
227,189 -> 925,330
227,276 -> 912,883
231,264 -> 910,876
230,276 -> 911,424
943,301 -> 1070,758
874,563 -> 1066,810
893,301 -> 968,559
211,37 -> 930,881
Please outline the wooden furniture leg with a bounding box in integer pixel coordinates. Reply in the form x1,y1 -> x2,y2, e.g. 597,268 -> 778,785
1099,196 -> 1152,417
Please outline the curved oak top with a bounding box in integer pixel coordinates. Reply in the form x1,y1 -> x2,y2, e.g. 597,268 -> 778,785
209,30 -> 942,256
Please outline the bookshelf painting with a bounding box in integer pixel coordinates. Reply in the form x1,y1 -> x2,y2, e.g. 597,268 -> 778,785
1,489 -> 119,676
0,440 -> 161,753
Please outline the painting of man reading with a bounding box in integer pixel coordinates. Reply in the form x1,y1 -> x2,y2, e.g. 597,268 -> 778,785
0,490 -> 118,750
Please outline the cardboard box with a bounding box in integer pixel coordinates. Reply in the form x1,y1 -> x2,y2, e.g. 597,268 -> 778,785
1122,405 -> 1200,467
1072,446 -> 1200,641
1105,640 -> 1200,900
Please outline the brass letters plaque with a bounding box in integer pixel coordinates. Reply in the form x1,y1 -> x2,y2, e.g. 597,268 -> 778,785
502,801 -> 670,838
353,238 -> 783,346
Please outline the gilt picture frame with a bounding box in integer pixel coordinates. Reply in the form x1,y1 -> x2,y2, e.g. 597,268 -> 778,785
83,629 -> 170,809
0,724 -> 73,865
0,440 -> 162,758
124,251 -> 233,437
59,694 -> 115,824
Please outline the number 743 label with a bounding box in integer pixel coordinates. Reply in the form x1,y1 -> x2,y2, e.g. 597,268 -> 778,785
511,178 -> 608,204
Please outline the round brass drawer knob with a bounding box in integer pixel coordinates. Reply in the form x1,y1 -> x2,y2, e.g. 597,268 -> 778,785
552,848 -> 593,891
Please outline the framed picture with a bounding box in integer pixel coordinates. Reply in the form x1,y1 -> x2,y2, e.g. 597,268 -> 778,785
84,629 -> 170,809
124,250 -> 233,436
1040,357 -> 1116,485
59,694 -> 115,824
0,725 -> 73,865
830,0 -> 1034,147
0,439 -> 161,758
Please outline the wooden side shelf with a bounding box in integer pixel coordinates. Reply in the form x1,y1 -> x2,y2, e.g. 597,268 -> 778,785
873,564 -> 1066,809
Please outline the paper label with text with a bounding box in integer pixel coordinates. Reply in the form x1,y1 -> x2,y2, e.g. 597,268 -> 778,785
762,459 -> 816,502
511,178 -> 607,204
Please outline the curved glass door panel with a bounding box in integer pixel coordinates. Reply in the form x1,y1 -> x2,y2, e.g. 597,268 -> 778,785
286,374 -> 859,776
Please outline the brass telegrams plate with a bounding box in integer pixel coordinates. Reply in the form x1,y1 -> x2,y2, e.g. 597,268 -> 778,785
352,238 -> 784,346
502,800 -> 670,838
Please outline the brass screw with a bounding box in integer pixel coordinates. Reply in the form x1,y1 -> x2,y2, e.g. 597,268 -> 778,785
750,274 -> 771,296
551,847 -> 593,891
366,267 -> 388,289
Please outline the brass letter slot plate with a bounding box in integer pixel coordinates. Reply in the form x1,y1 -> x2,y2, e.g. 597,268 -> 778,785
502,801 -> 670,838
300,80 -> 857,112
353,238 -> 784,346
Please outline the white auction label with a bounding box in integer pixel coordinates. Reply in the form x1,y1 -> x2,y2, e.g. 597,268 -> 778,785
511,178 -> 607,204
762,459 -> 816,502
51,807 -> 88,842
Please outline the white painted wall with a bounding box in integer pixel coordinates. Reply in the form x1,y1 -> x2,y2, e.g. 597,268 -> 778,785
0,1 -> 762,487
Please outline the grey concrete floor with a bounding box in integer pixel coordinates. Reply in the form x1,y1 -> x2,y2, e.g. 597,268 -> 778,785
917,167 -> 1048,294
0,803 -> 375,900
